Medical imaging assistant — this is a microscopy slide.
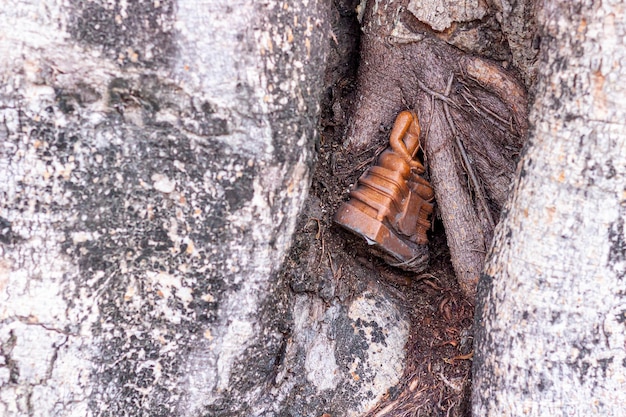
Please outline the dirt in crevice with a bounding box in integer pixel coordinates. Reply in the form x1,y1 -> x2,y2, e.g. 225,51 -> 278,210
282,0 -> 475,415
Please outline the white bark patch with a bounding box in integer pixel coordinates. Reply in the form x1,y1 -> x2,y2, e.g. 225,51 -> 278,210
293,296 -> 341,392
216,320 -> 255,390
71,231 -> 99,244
0,114 -> 96,415
408,0 -> 487,32
173,0 -> 273,155
144,271 -> 193,319
151,173 -> 177,194
346,292 -> 409,416
305,339 -> 340,391
7,325 -> 66,384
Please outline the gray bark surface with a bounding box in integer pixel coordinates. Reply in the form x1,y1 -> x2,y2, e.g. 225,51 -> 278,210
0,1 -> 412,416
491,0 -> 539,86
473,0 -> 626,415
0,0 -> 318,414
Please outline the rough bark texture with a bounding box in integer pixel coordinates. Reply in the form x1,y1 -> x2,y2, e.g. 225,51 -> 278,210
0,1 -> 484,416
0,1 -> 409,416
407,0 -> 488,32
473,1 -> 626,415
490,0 -> 539,87
344,0 -> 527,299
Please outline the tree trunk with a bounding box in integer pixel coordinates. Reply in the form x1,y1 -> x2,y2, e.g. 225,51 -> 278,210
0,1 -> 465,416
473,1 -> 626,415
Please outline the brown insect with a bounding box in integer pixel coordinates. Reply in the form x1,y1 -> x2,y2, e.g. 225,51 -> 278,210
334,111 -> 434,269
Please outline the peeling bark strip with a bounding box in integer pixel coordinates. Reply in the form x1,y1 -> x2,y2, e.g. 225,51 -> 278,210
0,1 -> 329,416
473,1 -> 626,415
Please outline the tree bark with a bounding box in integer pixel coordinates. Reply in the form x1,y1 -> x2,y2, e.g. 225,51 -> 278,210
473,1 -> 626,415
491,0 -> 539,86
1,0 -> 420,415
343,0 -> 528,300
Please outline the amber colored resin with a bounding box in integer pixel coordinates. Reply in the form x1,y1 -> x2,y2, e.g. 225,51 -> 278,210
334,111 -> 434,264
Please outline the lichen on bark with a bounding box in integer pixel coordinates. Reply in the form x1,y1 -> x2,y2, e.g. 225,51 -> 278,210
0,0 -> 332,416
473,1 -> 626,415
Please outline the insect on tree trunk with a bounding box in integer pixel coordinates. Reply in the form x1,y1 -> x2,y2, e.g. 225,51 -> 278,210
473,1 -> 626,415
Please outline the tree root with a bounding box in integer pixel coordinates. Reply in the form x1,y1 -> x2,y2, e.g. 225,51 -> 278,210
343,2 -> 529,301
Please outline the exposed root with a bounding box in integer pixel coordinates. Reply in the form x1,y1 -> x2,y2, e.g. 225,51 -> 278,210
335,1 -> 529,415
441,75 -> 496,229
343,1 -> 528,301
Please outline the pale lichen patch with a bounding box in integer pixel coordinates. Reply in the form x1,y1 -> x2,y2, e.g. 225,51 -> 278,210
151,173 -> 177,193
